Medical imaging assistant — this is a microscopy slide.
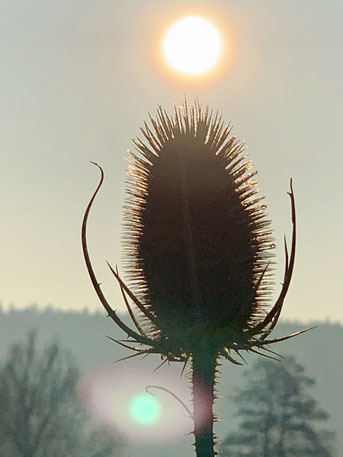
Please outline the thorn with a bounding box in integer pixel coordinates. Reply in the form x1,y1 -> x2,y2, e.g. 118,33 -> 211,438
106,335 -> 142,352
222,348 -> 243,366
114,352 -> 145,364
180,356 -> 189,377
152,358 -> 168,373
249,348 -> 280,361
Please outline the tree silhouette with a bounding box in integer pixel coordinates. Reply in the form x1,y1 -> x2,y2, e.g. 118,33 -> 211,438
221,357 -> 335,457
0,331 -> 121,457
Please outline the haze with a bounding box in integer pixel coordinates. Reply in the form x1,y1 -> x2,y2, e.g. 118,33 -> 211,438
0,0 -> 342,323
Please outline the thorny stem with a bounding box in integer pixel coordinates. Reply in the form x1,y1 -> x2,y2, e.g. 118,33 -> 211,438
192,348 -> 217,457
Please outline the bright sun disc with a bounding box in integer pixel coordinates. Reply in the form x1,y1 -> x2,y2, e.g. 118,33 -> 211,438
163,16 -> 222,75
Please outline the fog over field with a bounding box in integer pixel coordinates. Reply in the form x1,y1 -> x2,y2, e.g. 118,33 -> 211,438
0,308 -> 341,456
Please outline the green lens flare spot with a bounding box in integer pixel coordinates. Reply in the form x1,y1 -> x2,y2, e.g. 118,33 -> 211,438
130,393 -> 161,426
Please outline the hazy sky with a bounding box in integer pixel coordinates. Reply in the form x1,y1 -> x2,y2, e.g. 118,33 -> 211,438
0,0 -> 342,323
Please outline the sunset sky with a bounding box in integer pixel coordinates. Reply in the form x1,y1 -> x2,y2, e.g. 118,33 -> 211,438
0,0 -> 342,323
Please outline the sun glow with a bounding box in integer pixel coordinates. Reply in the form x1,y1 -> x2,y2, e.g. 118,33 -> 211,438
79,363 -> 191,442
163,16 -> 222,75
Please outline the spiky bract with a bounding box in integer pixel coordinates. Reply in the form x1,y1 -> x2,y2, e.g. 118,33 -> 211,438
122,101 -> 274,352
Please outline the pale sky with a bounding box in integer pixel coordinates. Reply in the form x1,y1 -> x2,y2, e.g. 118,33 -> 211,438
0,0 -> 342,323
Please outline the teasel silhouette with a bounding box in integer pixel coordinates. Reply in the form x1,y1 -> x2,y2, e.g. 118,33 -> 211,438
82,100 -> 309,457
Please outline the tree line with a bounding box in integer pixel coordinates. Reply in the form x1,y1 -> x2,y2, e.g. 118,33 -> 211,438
0,331 -> 335,456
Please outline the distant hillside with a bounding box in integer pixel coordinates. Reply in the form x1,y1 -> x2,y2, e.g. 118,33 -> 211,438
0,307 -> 341,457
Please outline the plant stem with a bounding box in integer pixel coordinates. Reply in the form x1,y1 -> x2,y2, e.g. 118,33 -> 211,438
192,348 -> 217,457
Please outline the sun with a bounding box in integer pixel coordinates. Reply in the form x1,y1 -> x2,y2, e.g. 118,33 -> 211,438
163,16 -> 222,75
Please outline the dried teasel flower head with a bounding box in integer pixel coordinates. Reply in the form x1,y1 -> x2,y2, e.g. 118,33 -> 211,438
82,101 -> 312,457
123,101 -> 275,348
82,100 -> 308,366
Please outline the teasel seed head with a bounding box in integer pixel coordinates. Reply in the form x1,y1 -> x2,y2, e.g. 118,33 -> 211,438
123,101 -> 274,350
82,100 -> 310,366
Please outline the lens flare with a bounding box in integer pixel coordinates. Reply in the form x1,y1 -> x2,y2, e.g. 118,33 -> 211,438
130,393 -> 161,426
79,360 -> 191,442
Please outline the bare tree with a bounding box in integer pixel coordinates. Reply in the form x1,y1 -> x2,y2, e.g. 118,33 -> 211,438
0,331 -> 121,457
